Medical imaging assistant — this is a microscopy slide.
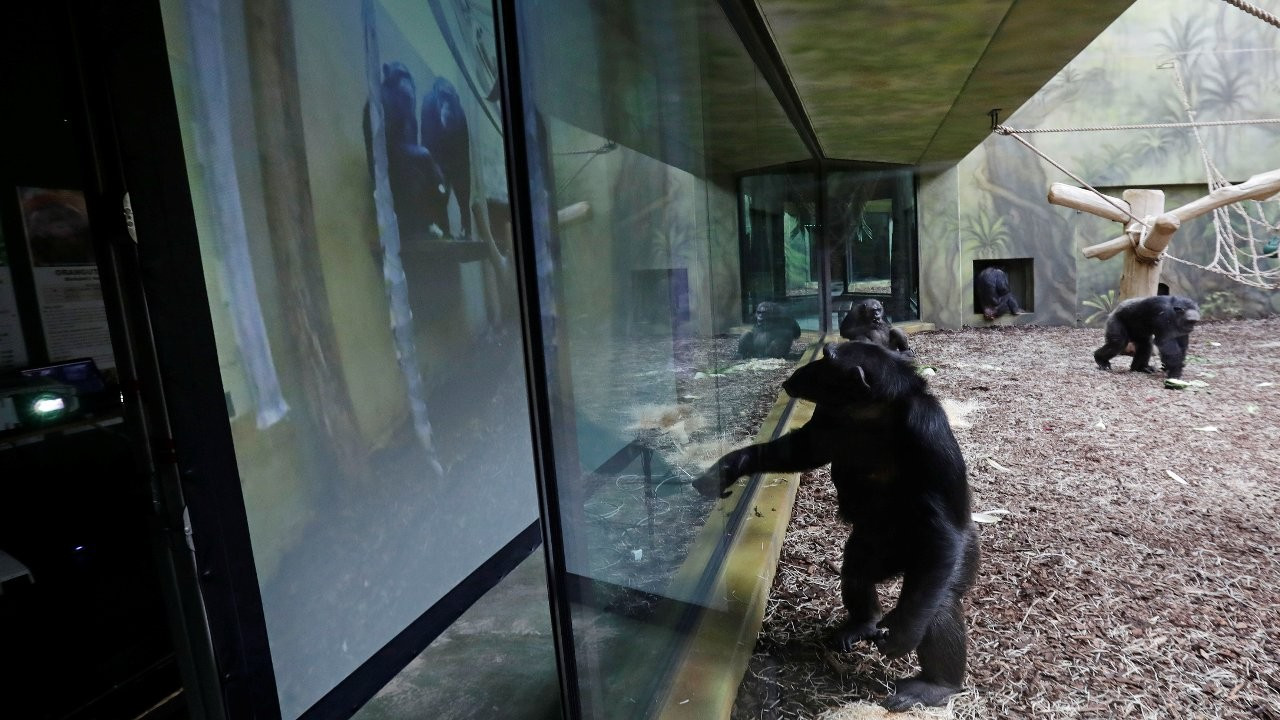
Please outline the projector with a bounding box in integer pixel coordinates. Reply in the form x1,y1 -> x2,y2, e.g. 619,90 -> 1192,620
0,374 -> 80,433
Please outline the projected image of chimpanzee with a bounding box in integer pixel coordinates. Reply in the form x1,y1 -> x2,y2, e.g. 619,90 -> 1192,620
365,62 -> 449,240
839,298 -> 912,356
1094,295 -> 1201,380
975,266 -> 1023,321
420,77 -> 471,238
694,342 -> 979,711
738,302 -> 802,359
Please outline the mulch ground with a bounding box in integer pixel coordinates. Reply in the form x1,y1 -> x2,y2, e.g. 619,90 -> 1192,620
733,319 -> 1280,719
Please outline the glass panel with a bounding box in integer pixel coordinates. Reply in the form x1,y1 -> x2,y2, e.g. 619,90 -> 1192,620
157,0 -> 550,716
739,172 -> 821,331
514,0 -> 813,716
826,167 -> 919,322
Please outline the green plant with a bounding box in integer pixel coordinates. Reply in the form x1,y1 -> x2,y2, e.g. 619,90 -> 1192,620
961,208 -> 1012,259
1199,290 -> 1244,320
1082,289 -> 1120,326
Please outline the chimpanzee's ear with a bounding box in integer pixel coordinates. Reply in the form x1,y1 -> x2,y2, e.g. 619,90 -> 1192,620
853,364 -> 871,391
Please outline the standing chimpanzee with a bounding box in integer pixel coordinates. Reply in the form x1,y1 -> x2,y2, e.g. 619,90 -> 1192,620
975,266 -> 1024,321
367,62 -> 450,240
1094,295 -> 1201,379
694,342 -> 979,711
738,302 -> 802,359
420,77 -> 471,238
839,298 -> 913,356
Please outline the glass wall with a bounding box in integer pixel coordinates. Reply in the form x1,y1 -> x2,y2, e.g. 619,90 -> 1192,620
157,0 -> 549,717
826,166 -> 919,322
739,171 -> 821,331
514,0 -> 812,716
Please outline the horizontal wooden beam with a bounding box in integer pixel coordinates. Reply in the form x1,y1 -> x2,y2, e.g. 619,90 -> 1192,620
1136,213 -> 1180,260
1081,234 -> 1132,261
1048,183 -> 1132,223
1170,168 -> 1280,222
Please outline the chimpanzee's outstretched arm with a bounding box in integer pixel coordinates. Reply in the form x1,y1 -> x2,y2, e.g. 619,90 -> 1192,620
692,421 -> 833,498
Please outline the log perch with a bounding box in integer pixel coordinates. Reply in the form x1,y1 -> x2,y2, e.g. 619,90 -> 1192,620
1169,169 -> 1280,222
1048,183 -> 1132,223
1136,214 -> 1180,260
1081,235 -> 1133,261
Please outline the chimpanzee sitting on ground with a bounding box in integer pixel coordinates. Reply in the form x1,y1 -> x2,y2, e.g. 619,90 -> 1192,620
975,266 -> 1024,321
694,342 -> 979,711
839,298 -> 913,356
738,301 -> 802,359
1094,294 -> 1201,380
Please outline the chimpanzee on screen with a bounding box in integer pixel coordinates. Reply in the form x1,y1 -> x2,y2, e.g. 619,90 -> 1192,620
420,77 -> 471,238
367,62 -> 449,240
694,342 -> 979,710
738,302 -> 801,359
1094,295 -> 1200,379
839,298 -> 912,356
975,266 -> 1023,321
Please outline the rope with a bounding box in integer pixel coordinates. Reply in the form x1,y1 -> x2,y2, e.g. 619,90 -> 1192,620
993,125 -> 1150,227
995,50 -> 1280,289
1220,0 -> 1280,29
996,117 -> 1280,134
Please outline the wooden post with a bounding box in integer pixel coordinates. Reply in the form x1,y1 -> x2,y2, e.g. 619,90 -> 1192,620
1050,169 -> 1280,304
244,0 -> 367,481
1118,189 -> 1164,299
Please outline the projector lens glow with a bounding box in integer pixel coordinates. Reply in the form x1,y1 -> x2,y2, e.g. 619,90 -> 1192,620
32,395 -> 66,414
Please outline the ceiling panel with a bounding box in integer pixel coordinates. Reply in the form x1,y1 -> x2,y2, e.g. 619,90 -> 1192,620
755,0 -> 1137,164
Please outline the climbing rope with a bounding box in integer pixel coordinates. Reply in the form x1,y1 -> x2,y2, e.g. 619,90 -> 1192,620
1220,0 -> 1280,30
992,125 -> 1150,228
995,116 -> 1280,135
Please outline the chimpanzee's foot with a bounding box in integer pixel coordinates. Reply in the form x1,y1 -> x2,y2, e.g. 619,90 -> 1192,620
830,616 -> 883,653
1095,361 -> 1111,371
1131,364 -> 1156,374
882,677 -> 959,711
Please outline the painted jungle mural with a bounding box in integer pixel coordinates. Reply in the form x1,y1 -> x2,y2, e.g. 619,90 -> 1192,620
924,0 -> 1280,328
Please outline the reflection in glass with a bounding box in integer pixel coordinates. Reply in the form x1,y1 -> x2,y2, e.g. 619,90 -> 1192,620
739,172 -> 821,331
516,0 -> 814,716
159,0 -> 544,716
826,167 -> 919,322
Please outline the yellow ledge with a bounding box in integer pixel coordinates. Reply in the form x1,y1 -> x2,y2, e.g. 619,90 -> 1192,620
654,340 -> 822,719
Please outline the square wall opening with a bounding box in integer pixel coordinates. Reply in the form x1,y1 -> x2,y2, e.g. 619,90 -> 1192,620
972,258 -> 1034,315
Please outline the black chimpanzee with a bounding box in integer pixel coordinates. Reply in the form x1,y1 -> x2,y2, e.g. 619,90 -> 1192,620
839,298 -> 912,356
975,266 -> 1023,321
694,342 -> 979,711
420,77 -> 471,238
1094,295 -> 1201,379
738,302 -> 802,359
365,62 -> 450,240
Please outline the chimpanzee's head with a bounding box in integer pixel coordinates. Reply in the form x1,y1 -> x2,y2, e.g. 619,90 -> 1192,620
854,299 -> 886,326
783,341 -> 923,405
754,302 -> 784,326
1169,296 -> 1201,333
381,62 -> 418,143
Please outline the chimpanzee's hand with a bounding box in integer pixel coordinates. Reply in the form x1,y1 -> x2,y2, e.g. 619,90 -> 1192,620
692,450 -> 750,499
